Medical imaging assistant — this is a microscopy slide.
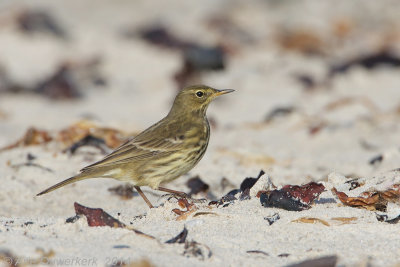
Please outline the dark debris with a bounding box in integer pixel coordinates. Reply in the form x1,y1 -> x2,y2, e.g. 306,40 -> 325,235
369,154 -> 383,166
65,215 -> 81,224
165,227 -> 188,244
259,182 -> 325,211
246,250 -> 269,256
265,107 -> 296,123
137,25 -> 226,89
329,50 -> 400,79
376,213 -> 400,224
264,213 -> 280,225
63,134 -> 110,155
186,176 -> 209,197
17,9 -> 67,39
183,241 -> 212,261
73,202 -> 125,228
285,255 -> 337,267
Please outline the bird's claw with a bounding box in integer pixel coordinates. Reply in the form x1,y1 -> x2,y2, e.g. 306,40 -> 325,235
161,193 -> 206,204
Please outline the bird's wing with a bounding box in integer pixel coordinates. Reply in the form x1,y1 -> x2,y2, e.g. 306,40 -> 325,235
80,119 -> 188,172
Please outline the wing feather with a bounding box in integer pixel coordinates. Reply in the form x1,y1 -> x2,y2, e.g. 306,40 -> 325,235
80,118 -> 188,172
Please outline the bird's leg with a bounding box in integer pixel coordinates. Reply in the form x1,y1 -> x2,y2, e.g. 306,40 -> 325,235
134,186 -> 154,208
157,187 -> 189,198
157,187 -> 206,203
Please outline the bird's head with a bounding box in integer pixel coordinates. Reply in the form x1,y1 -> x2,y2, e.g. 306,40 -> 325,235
169,85 -> 234,116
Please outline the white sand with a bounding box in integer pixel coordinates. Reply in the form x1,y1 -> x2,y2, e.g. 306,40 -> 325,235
1,0 -> 400,266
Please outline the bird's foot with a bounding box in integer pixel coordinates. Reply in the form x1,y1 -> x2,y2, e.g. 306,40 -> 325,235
162,193 -> 207,204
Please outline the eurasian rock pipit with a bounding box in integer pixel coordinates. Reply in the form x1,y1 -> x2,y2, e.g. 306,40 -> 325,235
37,85 -> 234,208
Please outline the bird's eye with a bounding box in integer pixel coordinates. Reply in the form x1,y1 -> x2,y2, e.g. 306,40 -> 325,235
196,91 -> 204,98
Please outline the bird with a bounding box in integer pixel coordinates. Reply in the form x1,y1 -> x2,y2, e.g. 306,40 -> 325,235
37,85 -> 234,208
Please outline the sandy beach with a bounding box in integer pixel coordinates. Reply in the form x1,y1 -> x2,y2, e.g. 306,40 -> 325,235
1,1 -> 400,266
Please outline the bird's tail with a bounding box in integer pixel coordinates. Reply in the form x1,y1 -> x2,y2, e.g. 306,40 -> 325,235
36,172 -> 94,196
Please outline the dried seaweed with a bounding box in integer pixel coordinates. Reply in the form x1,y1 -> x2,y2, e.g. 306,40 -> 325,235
1,121 -> 127,152
246,250 -> 269,256
165,227 -> 211,260
72,202 -> 153,238
172,199 -> 198,221
0,57 -> 106,99
240,170 -> 265,193
137,25 -> 225,88
276,29 -> 325,56
64,135 -> 110,155
10,162 -> 54,173
330,217 -> 357,225
259,182 -> 325,211
74,202 -> 125,228
34,64 -> 80,99
165,227 -> 188,244
138,26 -> 184,48
17,9 -> 67,38
9,152 -> 54,173
265,107 -> 296,123
292,217 -> 330,226
0,127 -> 52,152
332,186 -> 400,211
206,15 -> 254,45
376,213 -> 400,224
209,170 -> 270,207
264,213 -> 280,225
186,176 -> 209,197
208,189 -> 240,207
285,255 -> 337,267
239,170 -> 265,200
260,192 -> 309,211
369,154 -> 383,166
344,178 -> 364,191
65,215 -> 81,223
57,120 -> 127,149
329,50 -> 400,79
183,241 -> 212,260
294,74 -> 317,91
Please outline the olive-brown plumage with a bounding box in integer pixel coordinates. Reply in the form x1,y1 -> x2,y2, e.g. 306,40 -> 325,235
37,85 -> 234,208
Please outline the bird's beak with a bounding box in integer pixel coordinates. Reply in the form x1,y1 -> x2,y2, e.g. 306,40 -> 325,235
214,89 -> 235,96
